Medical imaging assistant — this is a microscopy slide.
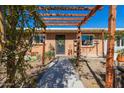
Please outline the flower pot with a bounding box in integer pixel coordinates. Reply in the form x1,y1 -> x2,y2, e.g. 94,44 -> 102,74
117,55 -> 124,62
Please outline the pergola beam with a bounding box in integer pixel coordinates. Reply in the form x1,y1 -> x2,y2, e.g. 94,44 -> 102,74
105,5 -> 116,88
40,13 -> 87,17
45,23 -> 77,26
78,5 -> 103,26
43,18 -> 83,21
45,22 -> 80,24
39,6 -> 95,11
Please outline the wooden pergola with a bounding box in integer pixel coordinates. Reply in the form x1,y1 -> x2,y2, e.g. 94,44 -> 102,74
38,5 -> 116,88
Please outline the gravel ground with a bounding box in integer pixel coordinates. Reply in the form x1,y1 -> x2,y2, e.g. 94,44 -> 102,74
0,65 -> 6,87
0,57 -> 106,88
75,57 -> 106,88
0,61 -> 44,87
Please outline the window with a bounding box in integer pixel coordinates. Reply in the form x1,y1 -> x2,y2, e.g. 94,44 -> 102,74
34,35 -> 44,43
116,38 -> 120,47
116,37 -> 124,47
81,35 -> 94,46
121,38 -> 124,46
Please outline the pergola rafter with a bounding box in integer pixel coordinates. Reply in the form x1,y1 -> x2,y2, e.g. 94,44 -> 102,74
39,6 -> 95,11
40,13 -> 87,17
78,5 -> 103,26
45,23 -> 78,26
39,5 -> 103,27
43,18 -> 83,21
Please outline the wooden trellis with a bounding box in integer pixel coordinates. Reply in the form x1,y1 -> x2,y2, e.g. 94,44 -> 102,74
38,5 -> 103,62
38,5 -> 116,88
39,5 -> 102,27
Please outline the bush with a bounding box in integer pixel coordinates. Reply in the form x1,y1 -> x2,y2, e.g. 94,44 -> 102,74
69,56 -> 77,65
45,50 -> 55,60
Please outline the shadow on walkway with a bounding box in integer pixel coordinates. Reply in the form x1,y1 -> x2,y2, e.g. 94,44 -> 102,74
37,57 -> 84,88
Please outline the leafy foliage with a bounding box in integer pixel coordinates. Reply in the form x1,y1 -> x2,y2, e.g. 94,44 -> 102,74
69,56 -> 78,65
45,44 -> 55,60
0,6 -> 45,87
45,51 -> 55,60
104,31 -> 124,40
116,49 -> 124,56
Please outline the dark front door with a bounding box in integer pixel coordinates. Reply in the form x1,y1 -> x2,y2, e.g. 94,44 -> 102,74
56,35 -> 65,54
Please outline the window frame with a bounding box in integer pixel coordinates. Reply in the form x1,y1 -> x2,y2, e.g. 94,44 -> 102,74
33,34 -> 45,44
116,37 -> 120,47
81,34 -> 95,47
121,37 -> 124,46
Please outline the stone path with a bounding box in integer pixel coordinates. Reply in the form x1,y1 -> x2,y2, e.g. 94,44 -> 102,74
37,57 -> 84,88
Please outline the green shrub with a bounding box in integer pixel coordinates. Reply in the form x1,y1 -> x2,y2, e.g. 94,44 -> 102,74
45,50 -> 55,60
70,56 -> 77,64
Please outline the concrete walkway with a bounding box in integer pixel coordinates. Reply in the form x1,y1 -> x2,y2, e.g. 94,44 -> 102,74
37,57 -> 84,88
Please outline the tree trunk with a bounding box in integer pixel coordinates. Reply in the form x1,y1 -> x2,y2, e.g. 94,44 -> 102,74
0,6 -> 5,63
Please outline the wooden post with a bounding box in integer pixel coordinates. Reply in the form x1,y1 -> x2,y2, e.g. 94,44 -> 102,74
76,26 -> 81,65
102,30 -> 105,57
105,5 -> 116,88
42,28 -> 46,65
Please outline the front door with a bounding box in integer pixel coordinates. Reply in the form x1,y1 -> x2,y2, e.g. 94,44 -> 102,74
56,35 -> 65,54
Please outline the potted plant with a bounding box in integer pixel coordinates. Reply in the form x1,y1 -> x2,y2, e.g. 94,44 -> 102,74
117,49 -> 124,62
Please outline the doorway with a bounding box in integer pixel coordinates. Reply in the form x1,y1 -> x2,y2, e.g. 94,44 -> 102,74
55,35 -> 65,55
